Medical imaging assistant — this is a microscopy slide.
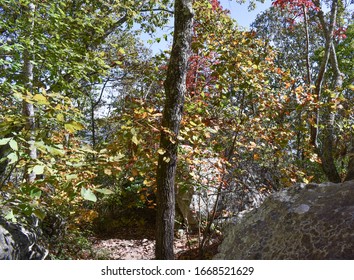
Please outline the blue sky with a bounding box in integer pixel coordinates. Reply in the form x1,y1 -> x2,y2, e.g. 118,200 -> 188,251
141,0 -> 272,54
221,0 -> 272,28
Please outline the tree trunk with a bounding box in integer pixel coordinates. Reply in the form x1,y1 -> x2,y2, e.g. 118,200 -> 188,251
0,144 -> 10,182
313,0 -> 341,183
155,0 -> 193,260
22,3 -> 37,184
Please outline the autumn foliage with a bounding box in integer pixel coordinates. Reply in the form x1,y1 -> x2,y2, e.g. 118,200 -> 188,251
0,0 -> 353,259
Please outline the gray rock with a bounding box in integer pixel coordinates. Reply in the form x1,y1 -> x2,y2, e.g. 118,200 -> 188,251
176,149 -> 272,230
214,180 -> 354,259
0,216 -> 48,260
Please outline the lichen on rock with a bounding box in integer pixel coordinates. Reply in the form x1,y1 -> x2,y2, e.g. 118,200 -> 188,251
214,180 -> 354,260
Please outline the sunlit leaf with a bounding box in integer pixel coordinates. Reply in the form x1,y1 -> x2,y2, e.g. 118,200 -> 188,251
56,113 -> 64,122
4,210 -> 17,223
104,168 -> 112,175
9,139 -> 18,151
95,188 -> 114,195
66,174 -> 78,181
33,165 -> 45,175
143,179 -> 154,187
80,187 -> 97,202
47,146 -> 65,156
7,152 -> 18,164
65,121 -> 84,133
118,47 -> 125,54
33,94 -> 49,105
0,138 -> 11,145
132,135 -> 140,145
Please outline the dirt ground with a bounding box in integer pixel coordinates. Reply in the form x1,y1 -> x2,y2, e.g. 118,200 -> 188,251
91,228 -> 220,260
92,236 -> 191,260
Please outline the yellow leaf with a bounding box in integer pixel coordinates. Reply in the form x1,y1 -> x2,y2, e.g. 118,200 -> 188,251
65,121 -> 84,133
104,168 -> 112,176
132,135 -> 140,145
33,94 -> 49,105
56,113 -> 64,122
186,158 -> 193,164
143,179 -> 154,187
157,148 -> 166,155
163,156 -> 170,163
118,48 -> 125,54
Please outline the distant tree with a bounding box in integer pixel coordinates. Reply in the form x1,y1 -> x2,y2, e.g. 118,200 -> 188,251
254,0 -> 353,182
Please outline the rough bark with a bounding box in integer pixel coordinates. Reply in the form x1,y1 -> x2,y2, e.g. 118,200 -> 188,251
0,145 -> 10,181
155,0 -> 193,260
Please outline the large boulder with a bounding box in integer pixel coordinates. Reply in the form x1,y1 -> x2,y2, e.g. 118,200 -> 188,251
0,216 -> 48,260
176,147 -> 273,230
214,180 -> 354,259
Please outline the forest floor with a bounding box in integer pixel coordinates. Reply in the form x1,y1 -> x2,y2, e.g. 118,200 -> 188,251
91,227 -> 221,260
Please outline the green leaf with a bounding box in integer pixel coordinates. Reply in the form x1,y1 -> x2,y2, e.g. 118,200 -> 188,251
30,188 -> 42,199
81,187 -> 97,202
66,174 -> 78,181
95,188 -> 114,195
33,209 -> 46,220
9,139 -> 18,151
34,141 -> 48,153
33,165 -> 45,175
4,210 -> 17,223
0,138 -> 11,145
7,152 -> 18,164
47,146 -> 65,156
